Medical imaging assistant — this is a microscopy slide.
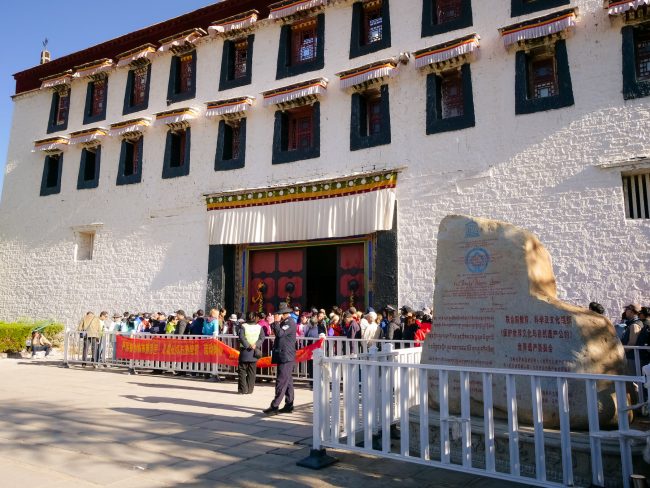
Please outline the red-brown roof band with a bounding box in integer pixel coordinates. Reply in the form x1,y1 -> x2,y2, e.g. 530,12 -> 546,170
13,0 -> 274,96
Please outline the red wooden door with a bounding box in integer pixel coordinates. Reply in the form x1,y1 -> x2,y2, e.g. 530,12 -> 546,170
337,244 -> 365,311
249,249 -> 305,314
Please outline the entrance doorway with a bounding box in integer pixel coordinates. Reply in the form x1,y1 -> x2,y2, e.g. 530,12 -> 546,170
306,246 -> 337,310
247,240 -> 367,314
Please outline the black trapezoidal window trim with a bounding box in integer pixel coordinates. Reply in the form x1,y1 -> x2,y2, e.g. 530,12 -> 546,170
276,14 -> 325,80
426,63 -> 476,134
350,84 -> 391,150
40,153 -> 63,196
515,39 -> 574,115
47,90 -> 70,134
220,35 -> 255,91
77,146 -> 101,190
215,119 -> 247,171
162,127 -> 192,179
511,0 -> 569,17
167,51 -> 197,105
116,137 -> 143,186
350,0 -> 391,59
623,24 -> 650,101
421,0 -> 473,38
272,102 -> 320,164
123,64 -> 152,115
83,78 -> 108,125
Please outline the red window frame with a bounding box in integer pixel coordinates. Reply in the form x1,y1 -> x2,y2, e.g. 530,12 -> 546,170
91,79 -> 106,116
132,68 -> 147,106
528,51 -> 558,99
234,40 -> 248,79
441,70 -> 464,119
435,0 -> 462,24
179,54 -> 193,93
636,31 -> 650,81
291,19 -> 318,65
288,106 -> 313,151
363,1 -> 383,45
55,91 -> 69,126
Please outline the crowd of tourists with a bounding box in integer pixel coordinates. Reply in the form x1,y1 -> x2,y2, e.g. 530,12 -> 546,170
74,304 -> 434,344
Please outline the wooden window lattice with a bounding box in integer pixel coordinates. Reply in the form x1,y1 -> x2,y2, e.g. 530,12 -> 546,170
56,91 -> 69,126
636,31 -> 650,81
234,41 -> 248,79
132,69 -> 147,106
292,20 -> 318,65
288,107 -> 313,151
179,54 -> 193,93
363,2 -> 383,45
528,51 -> 558,99
441,70 -> 464,118
623,172 -> 650,219
435,0 -> 462,25
91,80 -> 105,116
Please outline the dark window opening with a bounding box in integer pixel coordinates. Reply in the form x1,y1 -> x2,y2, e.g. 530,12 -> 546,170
364,3 -> 383,45
441,70 -> 464,118
234,41 -> 248,79
288,107 -> 314,151
124,140 -> 139,177
426,63 -> 475,134
306,246 -> 338,308
222,123 -> 241,161
527,50 -> 558,99
132,70 -> 147,106
435,0 -> 462,24
351,85 -> 391,150
637,31 -> 650,81
292,20 -> 318,65
169,130 -> 187,168
515,39 -> 573,114
273,102 -> 320,164
90,80 -> 106,117
46,156 -> 60,188
422,0 -> 472,38
511,0 -> 569,17
56,92 -> 69,126
179,54 -> 193,94
83,149 -> 97,181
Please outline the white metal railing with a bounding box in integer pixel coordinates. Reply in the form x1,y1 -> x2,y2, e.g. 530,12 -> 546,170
62,329 -> 420,380
309,346 -> 650,488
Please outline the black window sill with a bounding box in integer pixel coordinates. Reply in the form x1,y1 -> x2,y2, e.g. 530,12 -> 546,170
511,0 -> 569,17
167,91 -> 195,106
272,148 -> 320,165
83,113 -> 106,125
46,123 -> 68,135
123,103 -> 149,116
277,59 -> 325,81
116,175 -> 141,186
351,134 -> 391,151
427,115 -> 475,135
219,75 -> 252,92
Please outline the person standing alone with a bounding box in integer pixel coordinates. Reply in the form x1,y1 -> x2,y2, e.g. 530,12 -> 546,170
263,303 -> 296,416
238,312 -> 264,394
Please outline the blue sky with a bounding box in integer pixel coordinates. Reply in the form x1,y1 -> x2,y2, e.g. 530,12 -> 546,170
0,1 -> 219,200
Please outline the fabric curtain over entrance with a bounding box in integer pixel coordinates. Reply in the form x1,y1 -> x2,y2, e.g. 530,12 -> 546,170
206,172 -> 397,245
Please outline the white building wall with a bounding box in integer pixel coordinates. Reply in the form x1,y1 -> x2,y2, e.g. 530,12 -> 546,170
0,0 -> 648,326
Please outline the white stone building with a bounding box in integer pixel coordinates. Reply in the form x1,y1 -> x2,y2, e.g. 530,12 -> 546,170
0,0 -> 648,326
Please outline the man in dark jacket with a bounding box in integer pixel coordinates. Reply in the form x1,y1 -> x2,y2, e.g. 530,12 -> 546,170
175,310 -> 189,335
263,303 -> 297,416
385,305 -> 403,342
342,312 -> 361,354
238,312 -> 264,394
190,310 -> 205,335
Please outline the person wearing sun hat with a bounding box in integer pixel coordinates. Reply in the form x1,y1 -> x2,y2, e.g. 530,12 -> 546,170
263,302 -> 297,416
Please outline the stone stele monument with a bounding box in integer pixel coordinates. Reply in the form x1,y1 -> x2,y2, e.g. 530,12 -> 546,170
422,215 -> 627,429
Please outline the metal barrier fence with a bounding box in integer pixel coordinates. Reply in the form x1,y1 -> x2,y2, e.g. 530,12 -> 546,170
306,345 -> 650,488
62,330 -> 419,381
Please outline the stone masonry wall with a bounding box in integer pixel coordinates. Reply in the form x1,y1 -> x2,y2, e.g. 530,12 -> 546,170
0,0 -> 648,326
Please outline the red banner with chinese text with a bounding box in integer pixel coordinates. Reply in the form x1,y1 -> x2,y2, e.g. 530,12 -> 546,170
115,335 -> 323,368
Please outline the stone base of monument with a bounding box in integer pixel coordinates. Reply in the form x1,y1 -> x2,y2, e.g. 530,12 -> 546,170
408,407 -> 650,487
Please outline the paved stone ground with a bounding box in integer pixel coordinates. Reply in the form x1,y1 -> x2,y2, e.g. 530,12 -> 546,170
0,358 -> 528,487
